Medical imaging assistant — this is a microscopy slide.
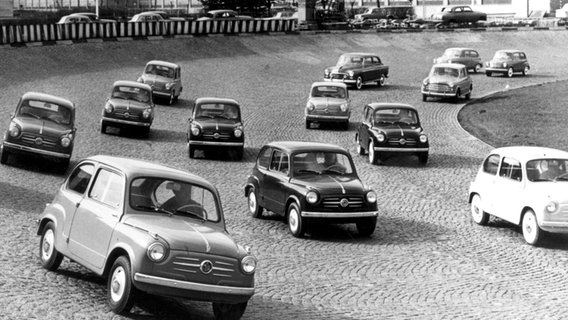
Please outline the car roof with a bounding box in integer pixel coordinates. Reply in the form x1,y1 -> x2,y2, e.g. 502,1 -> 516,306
195,97 -> 240,105
367,102 -> 417,111
495,49 -> 524,53
113,80 -> 152,91
432,63 -> 465,69
208,9 -> 236,13
445,47 -> 476,51
489,146 -> 568,162
341,52 -> 377,57
146,60 -> 179,69
21,92 -> 74,109
265,141 -> 348,154
311,81 -> 347,89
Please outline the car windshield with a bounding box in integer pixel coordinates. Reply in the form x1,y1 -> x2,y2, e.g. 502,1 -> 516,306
130,177 -> 220,222
442,49 -> 461,58
145,64 -> 174,78
311,86 -> 346,99
18,99 -> 72,125
195,103 -> 240,120
111,86 -> 151,103
526,159 -> 568,182
292,152 -> 354,176
336,55 -> 363,67
430,66 -> 459,78
374,108 -> 418,125
493,51 -> 513,60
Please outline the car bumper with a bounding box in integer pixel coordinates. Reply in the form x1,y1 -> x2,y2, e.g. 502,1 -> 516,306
323,78 -> 357,85
305,114 -> 350,122
301,211 -> 378,218
539,220 -> 568,233
188,141 -> 244,147
421,89 -> 457,97
152,90 -> 173,97
102,117 -> 152,127
373,146 -> 429,152
485,67 -> 508,73
2,141 -> 70,159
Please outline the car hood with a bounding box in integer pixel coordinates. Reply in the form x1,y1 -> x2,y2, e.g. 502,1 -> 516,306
374,124 -> 423,137
328,65 -> 358,73
123,215 -> 239,256
427,75 -> 459,84
109,98 -> 150,109
292,174 -> 366,195
525,182 -> 568,201
194,118 -> 242,130
14,117 -> 72,137
309,97 -> 348,108
141,74 -> 173,84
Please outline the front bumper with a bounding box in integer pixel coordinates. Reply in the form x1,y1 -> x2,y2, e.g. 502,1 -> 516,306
2,141 -> 70,159
301,210 -> 378,218
373,146 -> 429,152
102,117 -> 152,127
421,89 -> 457,97
323,78 -> 357,85
152,90 -> 173,97
188,140 -> 244,147
305,114 -> 350,122
539,220 -> 568,233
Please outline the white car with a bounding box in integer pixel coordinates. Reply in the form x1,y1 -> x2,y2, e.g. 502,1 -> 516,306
129,12 -> 166,22
468,146 -> 568,246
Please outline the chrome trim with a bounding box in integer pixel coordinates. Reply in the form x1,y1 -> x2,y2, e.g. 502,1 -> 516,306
188,141 -> 244,147
485,68 -> 508,72
324,78 -> 356,84
301,211 -> 378,218
421,90 -> 458,97
3,141 -> 70,158
305,114 -> 350,120
102,117 -> 151,127
134,273 -> 255,296
373,147 -> 429,152
152,90 -> 172,97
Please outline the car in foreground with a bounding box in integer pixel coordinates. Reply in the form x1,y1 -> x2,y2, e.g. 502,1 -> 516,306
37,155 -> 256,318
137,60 -> 182,105
197,10 -> 253,20
100,81 -> 154,137
1,92 -> 75,171
433,48 -> 483,73
323,52 -> 389,90
129,12 -> 166,22
432,5 -> 487,25
245,141 -> 379,238
485,49 -> 530,78
187,97 -> 245,160
305,82 -> 350,130
355,103 -> 429,164
421,63 -> 472,101
468,146 -> 568,246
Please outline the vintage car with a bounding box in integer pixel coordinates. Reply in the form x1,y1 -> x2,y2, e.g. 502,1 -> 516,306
432,5 -> 487,25
353,5 -> 413,22
262,11 -> 298,21
323,52 -> 389,90
145,10 -> 187,21
129,12 -> 166,22
197,10 -> 253,21
57,14 -> 94,24
485,49 -> 530,78
305,82 -> 351,130
244,141 -> 379,238
70,12 -> 117,23
421,63 -> 473,101
100,81 -> 154,137
355,103 -> 429,164
468,146 -> 568,246
137,60 -> 182,105
433,48 -> 483,73
187,97 -> 245,160
1,92 -> 76,172
37,155 -> 256,318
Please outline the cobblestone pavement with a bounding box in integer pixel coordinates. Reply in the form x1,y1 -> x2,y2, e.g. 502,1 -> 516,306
2,31 -> 568,320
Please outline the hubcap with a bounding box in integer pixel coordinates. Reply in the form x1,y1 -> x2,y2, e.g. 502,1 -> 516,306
508,69 -> 513,77
110,266 -> 126,302
42,229 -> 54,260
369,142 -> 374,163
471,197 -> 482,222
248,192 -> 257,214
289,209 -> 298,232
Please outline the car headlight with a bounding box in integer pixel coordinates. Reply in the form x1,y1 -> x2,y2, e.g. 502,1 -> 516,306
241,255 -> 256,274
234,128 -> 243,138
324,69 -> 330,76
502,62 -> 507,68
104,102 -> 114,113
340,103 -> 349,112
147,242 -> 168,263
165,82 -> 174,90
419,134 -> 428,143
545,201 -> 559,213
191,124 -> 201,136
137,77 -> 143,83
366,190 -> 377,203
422,79 -> 429,86
376,133 -> 386,143
306,102 -> 315,111
448,82 -> 455,89
306,190 -> 319,204
142,108 -> 152,119
60,134 -> 73,147
347,70 -> 354,77
8,122 -> 20,137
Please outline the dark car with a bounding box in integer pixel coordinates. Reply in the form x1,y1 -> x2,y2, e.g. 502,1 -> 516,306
324,52 -> 389,90
433,48 -> 483,73
244,141 -> 379,238
353,5 -> 413,22
355,103 -> 429,164
1,92 -> 76,171
100,81 -> 154,137
432,6 -> 487,25
187,97 -> 244,160
137,60 -> 182,105
485,49 -> 530,78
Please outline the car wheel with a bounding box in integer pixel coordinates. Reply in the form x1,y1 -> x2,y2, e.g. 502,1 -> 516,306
455,88 -> 461,100
465,91 -> 471,100
485,71 -> 492,77
39,221 -> 63,271
368,140 -> 377,165
522,209 -> 542,246
507,67 -> 514,78
0,148 -> 9,164
522,66 -> 529,76
470,194 -> 489,226
355,76 -> 363,90
108,256 -> 136,314
355,134 -> 365,155
101,122 -> 107,134
474,64 -> 482,73
377,74 -> 385,87
247,187 -> 264,219
356,217 -> 377,237
422,94 -> 428,102
58,159 -> 70,174
168,92 -> 174,105
418,152 -> 428,164
212,302 -> 248,320
188,145 -> 195,159
287,202 -> 305,238
305,120 -> 311,129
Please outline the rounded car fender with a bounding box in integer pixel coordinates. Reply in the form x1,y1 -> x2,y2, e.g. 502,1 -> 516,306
244,175 -> 260,197
37,202 -> 66,235
103,225 -> 155,278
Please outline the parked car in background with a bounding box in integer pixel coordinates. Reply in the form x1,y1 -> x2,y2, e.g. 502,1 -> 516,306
187,97 -> 245,160
355,103 -> 429,165
100,81 -> 154,137
485,49 -> 530,78
137,60 -> 182,105
57,14 -> 94,24
145,10 -> 186,21
37,155 -> 256,318
197,10 -> 253,20
433,48 -> 483,73
324,52 -> 389,90
245,141 -> 379,238
263,11 -> 298,20
353,5 -> 413,22
129,12 -> 165,22
421,63 -> 473,101
71,12 -> 117,23
1,92 -> 76,172
432,5 -> 487,25
468,146 -> 568,246
305,82 -> 351,130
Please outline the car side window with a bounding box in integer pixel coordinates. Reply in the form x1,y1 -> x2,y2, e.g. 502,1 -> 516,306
499,157 -> 522,182
67,164 -> 95,195
482,154 -> 500,175
269,150 -> 289,174
470,51 -> 479,58
519,52 -> 526,60
364,57 -> 373,66
257,147 -> 272,169
89,168 -> 124,208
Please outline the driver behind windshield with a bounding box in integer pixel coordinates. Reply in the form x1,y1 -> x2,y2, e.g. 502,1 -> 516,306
161,182 -> 203,216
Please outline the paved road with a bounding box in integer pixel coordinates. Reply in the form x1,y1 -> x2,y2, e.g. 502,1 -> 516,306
2,30 -> 568,319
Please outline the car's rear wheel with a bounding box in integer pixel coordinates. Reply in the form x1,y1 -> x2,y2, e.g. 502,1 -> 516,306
247,187 -> 263,218
368,140 -> 377,165
507,67 -> 514,78
39,221 -> 63,271
522,209 -> 542,246
522,66 -> 529,76
0,148 -> 9,164
356,217 -> 377,237
470,194 -> 489,226
474,64 -> 482,73
485,71 -> 492,77
287,202 -> 305,238
355,134 -> 365,155
377,74 -> 385,87
212,302 -> 248,320
355,76 -> 363,90
108,256 -> 136,314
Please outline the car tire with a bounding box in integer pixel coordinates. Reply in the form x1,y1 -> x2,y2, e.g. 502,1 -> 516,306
59,159 -> 70,174
168,93 -> 174,105
470,194 -> 489,226
418,152 -> 428,165
0,148 -> 9,164
188,145 -> 195,159
474,64 -> 482,73
507,67 -> 514,78
455,88 -> 461,100
39,221 -> 64,271
368,140 -> 377,165
355,76 -> 363,90
422,94 -> 428,102
247,187 -> 264,219
234,147 -> 244,161
485,71 -> 492,77
287,202 -> 305,238
377,74 -> 385,87
522,66 -> 529,76
101,122 -> 107,134
522,209 -> 542,246
305,120 -> 311,129
212,302 -> 248,320
355,134 -> 365,155
108,256 -> 136,315
356,217 -> 377,237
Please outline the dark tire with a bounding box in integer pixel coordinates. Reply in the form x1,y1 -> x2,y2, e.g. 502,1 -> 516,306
355,134 -> 365,155
247,187 -> 263,219
39,221 -> 64,271
507,67 -> 514,78
522,209 -> 542,246
234,147 -> 244,161
212,301 -> 248,320
287,202 -> 305,238
355,76 -> 363,90
343,121 -> 349,131
474,64 -> 482,73
0,148 -> 9,164
485,71 -> 492,77
107,256 -> 136,315
168,93 -> 175,105
101,122 -> 107,134
377,74 -> 385,87
465,91 -> 471,100
422,94 -> 428,102
470,194 -> 489,226
418,152 -> 428,164
305,120 -> 311,129
189,145 -> 195,159
356,217 -> 377,237
455,88 -> 461,100
368,140 -> 377,165
522,66 -> 529,76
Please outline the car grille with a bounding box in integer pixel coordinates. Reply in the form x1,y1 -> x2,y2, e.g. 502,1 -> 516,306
387,137 -> 417,146
20,133 -> 58,149
321,196 -> 365,209
427,84 -> 451,92
114,109 -> 141,120
158,252 -> 241,285
202,129 -> 232,141
330,73 -> 346,80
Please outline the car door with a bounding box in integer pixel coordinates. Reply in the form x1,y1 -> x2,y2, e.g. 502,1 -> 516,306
362,56 -> 376,82
263,149 -> 290,215
475,154 -> 501,215
60,162 -> 96,244
373,56 -> 387,80
358,105 -> 372,150
253,146 -> 272,208
494,157 -> 525,223
68,166 -> 124,270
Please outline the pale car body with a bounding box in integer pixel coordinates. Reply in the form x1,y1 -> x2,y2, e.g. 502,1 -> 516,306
421,63 -> 472,101
305,82 -> 351,130
434,48 -> 483,73
137,60 -> 182,105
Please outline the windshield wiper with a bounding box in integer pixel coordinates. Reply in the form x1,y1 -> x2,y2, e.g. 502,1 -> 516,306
134,205 -> 174,216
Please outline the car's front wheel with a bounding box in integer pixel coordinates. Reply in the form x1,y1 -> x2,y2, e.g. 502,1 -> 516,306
212,301 -> 248,320
188,145 -> 195,158
418,152 -> 428,164
101,121 -> 108,134
39,221 -> 63,271
474,64 -> 482,73
470,194 -> 489,226
234,147 -> 244,161
356,217 -> 377,237
507,67 -> 514,78
485,71 -> 492,77
377,74 -> 385,87
355,134 -> 365,155
355,76 -> 363,90
108,256 -> 136,314
455,88 -> 461,100
522,209 -> 542,246
287,202 -> 306,238
168,92 -> 175,105
247,187 -> 263,219
422,94 -> 428,102
0,148 -> 9,164
305,120 -> 311,129
522,66 -> 529,76
368,140 -> 377,165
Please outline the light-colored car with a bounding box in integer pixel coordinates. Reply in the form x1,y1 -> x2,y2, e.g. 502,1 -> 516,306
145,10 -> 186,21
137,60 -> 182,105
485,49 -> 530,78
433,48 -> 483,73
197,10 -> 253,21
71,12 -> 117,23
37,155 -> 257,318
57,14 -> 94,24
305,82 -> 351,130
421,63 -> 472,101
323,52 -> 389,90
263,11 -> 298,20
468,146 -> 568,246
129,12 -> 166,22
